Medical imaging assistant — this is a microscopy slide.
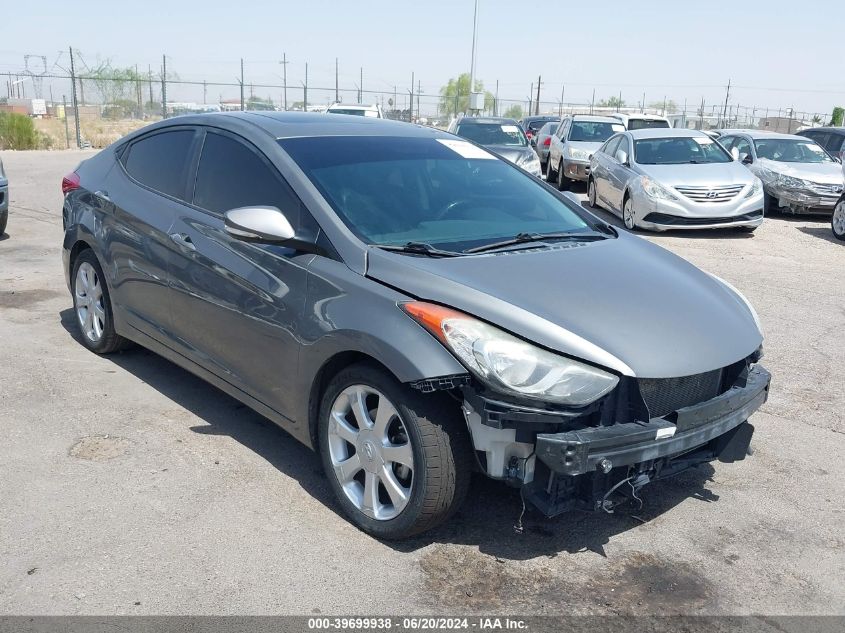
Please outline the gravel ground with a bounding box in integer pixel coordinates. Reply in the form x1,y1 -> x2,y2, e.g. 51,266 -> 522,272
0,150 -> 843,616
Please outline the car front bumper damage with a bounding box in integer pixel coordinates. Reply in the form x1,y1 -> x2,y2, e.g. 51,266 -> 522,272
461,364 -> 770,517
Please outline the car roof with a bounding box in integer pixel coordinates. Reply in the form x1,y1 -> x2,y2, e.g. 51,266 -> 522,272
798,126 -> 845,135
147,111 -> 451,140
522,115 -> 559,121
627,128 -> 708,139
612,113 -> 669,120
458,116 -> 518,125
724,130 -> 809,140
568,115 -> 620,123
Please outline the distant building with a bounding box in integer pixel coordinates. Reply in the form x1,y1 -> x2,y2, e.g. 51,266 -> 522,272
758,116 -> 808,134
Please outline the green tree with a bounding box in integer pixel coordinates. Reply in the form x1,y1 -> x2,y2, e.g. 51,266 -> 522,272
598,96 -> 625,109
503,104 -> 523,119
649,99 -> 677,114
830,106 -> 844,127
438,73 -> 494,117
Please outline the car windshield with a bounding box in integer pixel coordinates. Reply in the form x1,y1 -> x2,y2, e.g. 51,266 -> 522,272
570,121 -> 625,142
328,108 -> 376,117
527,119 -> 556,132
279,136 -> 594,252
633,136 -> 732,164
627,119 -> 670,130
455,122 -> 528,146
754,139 -> 833,163
542,123 -> 559,135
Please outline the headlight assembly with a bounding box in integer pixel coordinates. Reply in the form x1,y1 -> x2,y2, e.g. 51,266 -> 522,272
776,173 -> 807,190
402,302 -> 619,406
745,178 -> 763,198
640,176 -> 678,200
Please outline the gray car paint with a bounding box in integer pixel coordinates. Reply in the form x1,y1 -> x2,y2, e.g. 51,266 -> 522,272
365,232 -> 761,379
63,111 -> 762,452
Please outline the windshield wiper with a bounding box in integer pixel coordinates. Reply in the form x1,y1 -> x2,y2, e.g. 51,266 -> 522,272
375,242 -> 463,257
464,231 -> 608,254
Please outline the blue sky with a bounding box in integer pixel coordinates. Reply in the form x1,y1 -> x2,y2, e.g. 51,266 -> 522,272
1,0 -> 842,116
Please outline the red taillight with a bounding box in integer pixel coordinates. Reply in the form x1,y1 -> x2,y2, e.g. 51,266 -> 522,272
61,172 -> 80,195
543,137 -> 551,146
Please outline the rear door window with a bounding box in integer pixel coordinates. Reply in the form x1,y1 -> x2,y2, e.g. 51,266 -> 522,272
123,129 -> 196,200
192,131 -> 301,226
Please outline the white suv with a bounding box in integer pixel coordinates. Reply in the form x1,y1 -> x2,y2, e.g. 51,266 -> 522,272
326,103 -> 384,118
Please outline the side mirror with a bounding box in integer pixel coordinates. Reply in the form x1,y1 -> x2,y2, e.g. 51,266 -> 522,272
615,149 -> 629,166
731,147 -> 740,161
224,206 -> 325,255
740,153 -> 753,164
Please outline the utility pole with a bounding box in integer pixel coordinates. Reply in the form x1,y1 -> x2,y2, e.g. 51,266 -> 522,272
280,53 -> 288,111
359,67 -> 363,103
417,79 -> 421,120
721,78 -> 731,127
161,54 -> 167,119
662,95 -> 667,116
529,82 -> 533,117
335,58 -> 339,103
591,88 -> 595,115
148,65 -> 153,109
642,92 -> 646,111
62,95 -> 70,149
468,0 -> 479,112
410,72 -> 414,122
535,76 -> 541,115
617,90 -> 622,112
68,47 -> 81,148
495,79 -> 499,116
239,58 -> 245,111
394,86 -> 397,117
559,84 -> 565,117
203,80 -> 207,105
304,62 -> 308,111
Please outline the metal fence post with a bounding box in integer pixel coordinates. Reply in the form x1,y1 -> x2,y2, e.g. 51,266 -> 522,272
161,55 -> 167,119
68,47 -> 81,148
62,95 -> 70,149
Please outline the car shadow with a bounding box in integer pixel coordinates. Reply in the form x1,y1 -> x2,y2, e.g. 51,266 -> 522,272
59,308 -> 720,560
0,232 -> 9,242
797,226 -> 839,243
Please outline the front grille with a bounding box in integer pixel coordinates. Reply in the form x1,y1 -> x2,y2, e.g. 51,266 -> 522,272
810,183 -> 844,197
674,184 -> 745,202
638,369 -> 724,418
642,210 -> 762,226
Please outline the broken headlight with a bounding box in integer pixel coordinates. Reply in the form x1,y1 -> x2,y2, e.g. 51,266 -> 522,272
402,302 -> 619,406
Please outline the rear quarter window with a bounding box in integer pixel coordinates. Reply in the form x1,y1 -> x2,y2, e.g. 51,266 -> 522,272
123,129 -> 195,200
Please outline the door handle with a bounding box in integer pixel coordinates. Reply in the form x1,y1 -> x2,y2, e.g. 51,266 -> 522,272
169,232 -> 196,251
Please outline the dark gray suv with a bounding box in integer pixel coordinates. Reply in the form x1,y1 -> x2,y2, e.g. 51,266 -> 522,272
62,112 -> 769,538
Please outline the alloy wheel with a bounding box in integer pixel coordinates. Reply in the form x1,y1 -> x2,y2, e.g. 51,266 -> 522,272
832,199 -> 845,240
75,262 -> 106,343
327,385 -> 414,521
623,197 -> 636,230
588,180 -> 597,207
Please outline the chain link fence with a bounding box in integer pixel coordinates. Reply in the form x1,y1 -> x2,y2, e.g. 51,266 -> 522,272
1,58 -> 838,149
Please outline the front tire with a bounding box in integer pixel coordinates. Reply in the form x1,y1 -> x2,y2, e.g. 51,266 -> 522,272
71,249 -> 129,354
832,196 -> 845,241
587,178 -> 598,208
318,363 -> 471,539
545,157 -> 557,183
556,161 -> 570,191
623,195 -> 637,230
0,210 -> 7,236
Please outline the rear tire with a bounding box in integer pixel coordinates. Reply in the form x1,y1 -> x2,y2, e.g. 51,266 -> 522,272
0,210 -> 7,236
71,249 -> 130,354
545,157 -> 557,183
318,363 -> 472,539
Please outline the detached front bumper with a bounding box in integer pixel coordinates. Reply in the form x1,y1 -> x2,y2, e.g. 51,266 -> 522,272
535,365 -> 770,477
765,185 -> 840,214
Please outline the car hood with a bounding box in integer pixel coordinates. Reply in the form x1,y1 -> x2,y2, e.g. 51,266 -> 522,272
485,145 -> 534,164
365,232 -> 762,378
568,141 -> 604,155
635,161 -> 754,187
755,158 -> 844,184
